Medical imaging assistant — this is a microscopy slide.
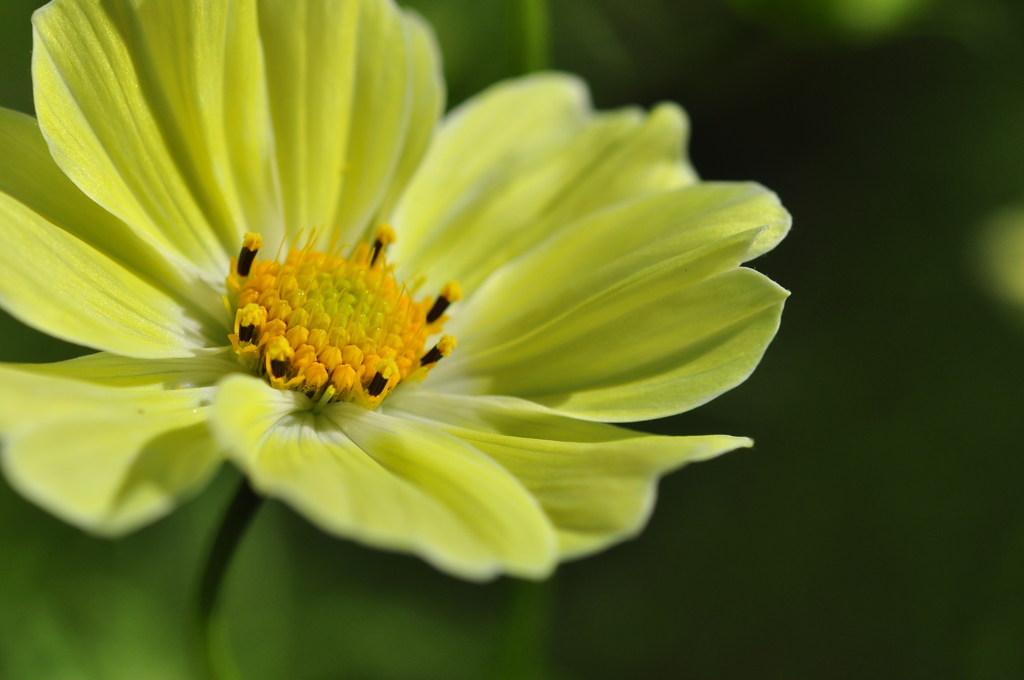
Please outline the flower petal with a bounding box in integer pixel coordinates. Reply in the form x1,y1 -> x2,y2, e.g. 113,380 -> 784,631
435,218 -> 789,421
213,375 -> 557,580
0,109 -> 186,295
0,107 -> 228,330
258,0 -> 443,245
13,347 -> 240,389
373,10 -> 446,222
32,0 -> 281,279
391,73 -> 698,294
453,182 -> 789,337
386,388 -> 749,557
0,180 -> 213,358
0,363 -> 222,535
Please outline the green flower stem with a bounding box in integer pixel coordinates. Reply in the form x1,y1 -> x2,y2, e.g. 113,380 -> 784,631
198,478 -> 264,680
495,578 -> 556,679
509,0 -> 551,74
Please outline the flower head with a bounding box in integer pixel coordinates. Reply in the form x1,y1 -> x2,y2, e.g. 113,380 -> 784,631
0,0 -> 790,579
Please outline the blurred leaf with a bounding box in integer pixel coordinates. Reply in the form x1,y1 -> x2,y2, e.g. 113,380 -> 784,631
0,469 -> 228,679
724,0 -> 935,41
0,0 -> 37,113
0,310 -> 90,363
976,205 -> 1024,312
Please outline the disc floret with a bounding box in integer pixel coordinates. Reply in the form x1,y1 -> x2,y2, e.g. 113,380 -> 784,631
226,229 -> 456,407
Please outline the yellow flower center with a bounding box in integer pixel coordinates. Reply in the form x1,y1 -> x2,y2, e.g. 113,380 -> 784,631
225,227 -> 458,408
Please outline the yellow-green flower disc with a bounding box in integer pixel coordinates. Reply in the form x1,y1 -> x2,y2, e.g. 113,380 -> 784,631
0,0 -> 790,580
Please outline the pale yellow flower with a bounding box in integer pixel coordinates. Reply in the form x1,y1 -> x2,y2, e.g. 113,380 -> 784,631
0,0 -> 790,579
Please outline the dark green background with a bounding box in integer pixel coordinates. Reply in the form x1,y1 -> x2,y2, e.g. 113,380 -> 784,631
3,0 -> 1024,677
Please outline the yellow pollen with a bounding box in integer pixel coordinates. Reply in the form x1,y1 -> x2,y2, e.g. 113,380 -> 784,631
236,232 -> 263,277
266,336 -> 293,361
440,281 -> 462,303
371,223 -> 397,266
375,223 -> 397,247
436,335 -> 457,357
227,232 -> 458,407
242,232 -> 263,251
419,334 -> 457,367
425,280 -> 463,324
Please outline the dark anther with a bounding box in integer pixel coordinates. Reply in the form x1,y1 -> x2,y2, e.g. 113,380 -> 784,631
270,360 -> 289,379
420,346 -> 444,366
367,371 -> 388,397
237,246 -> 258,276
426,296 -> 450,324
370,239 -> 385,266
238,324 -> 256,343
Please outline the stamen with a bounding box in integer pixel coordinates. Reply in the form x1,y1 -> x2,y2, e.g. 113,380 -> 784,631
266,336 -> 293,379
370,223 -> 396,266
367,357 -> 400,397
426,281 -> 463,324
367,371 -> 388,397
235,303 -> 265,344
420,335 -> 457,366
237,232 -> 262,276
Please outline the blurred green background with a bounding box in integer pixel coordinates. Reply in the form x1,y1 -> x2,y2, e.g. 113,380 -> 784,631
3,0 -> 1024,678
